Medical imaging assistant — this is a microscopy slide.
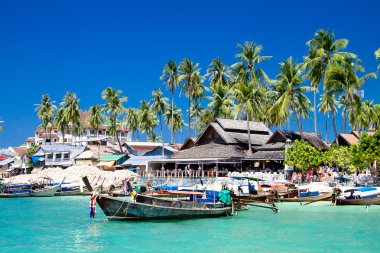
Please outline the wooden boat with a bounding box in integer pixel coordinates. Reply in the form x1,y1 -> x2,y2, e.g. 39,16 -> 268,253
82,176 -> 233,221
97,195 -> 233,220
0,190 -> 32,198
31,184 -> 61,197
274,191 -> 333,202
334,195 -> 380,205
333,187 -> 380,205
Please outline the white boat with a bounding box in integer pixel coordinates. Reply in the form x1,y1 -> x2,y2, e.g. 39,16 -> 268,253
31,177 -> 65,197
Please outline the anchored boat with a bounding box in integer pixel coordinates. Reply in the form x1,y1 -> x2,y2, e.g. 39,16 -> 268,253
82,176 -> 234,221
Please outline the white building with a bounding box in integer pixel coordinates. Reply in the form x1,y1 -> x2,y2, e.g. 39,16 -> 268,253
26,111 -> 132,148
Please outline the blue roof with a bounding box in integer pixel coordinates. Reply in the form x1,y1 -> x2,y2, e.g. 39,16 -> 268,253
122,155 -> 166,166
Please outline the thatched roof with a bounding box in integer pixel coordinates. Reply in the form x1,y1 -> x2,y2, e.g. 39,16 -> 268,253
180,137 -> 197,151
197,120 -> 271,146
267,130 -> 329,150
75,145 -> 121,160
216,118 -> 271,134
249,150 -> 285,161
255,142 -> 285,151
169,143 -> 246,160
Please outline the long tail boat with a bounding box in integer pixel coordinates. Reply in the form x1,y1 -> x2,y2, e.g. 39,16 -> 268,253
333,187 -> 380,205
274,191 -> 333,202
82,176 -> 234,221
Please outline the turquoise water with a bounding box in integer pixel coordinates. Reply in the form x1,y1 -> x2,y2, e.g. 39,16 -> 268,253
1,197 -> 380,253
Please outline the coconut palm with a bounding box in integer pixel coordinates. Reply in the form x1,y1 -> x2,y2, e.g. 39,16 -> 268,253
270,57 -> 311,135
160,60 -> 179,143
233,77 -> 265,154
124,108 -> 139,141
35,94 -> 56,144
305,29 -> 353,133
206,58 -> 230,89
373,104 -> 380,130
318,90 -> 339,141
207,84 -> 235,119
178,58 -> 201,137
339,94 -> 351,133
234,41 -> 271,88
139,100 -> 157,141
54,107 -> 69,143
61,92 -> 81,144
148,132 -> 161,143
88,105 -> 103,138
101,87 -> 127,152
165,105 -> 185,140
326,57 -> 377,131
150,89 -> 169,155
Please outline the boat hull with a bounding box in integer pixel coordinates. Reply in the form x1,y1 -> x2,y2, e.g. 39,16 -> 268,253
0,192 -> 31,198
97,195 -> 233,220
274,191 -> 333,202
31,185 -> 60,197
335,195 -> 380,205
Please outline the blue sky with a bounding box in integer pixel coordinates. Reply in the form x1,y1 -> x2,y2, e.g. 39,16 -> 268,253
0,0 -> 379,147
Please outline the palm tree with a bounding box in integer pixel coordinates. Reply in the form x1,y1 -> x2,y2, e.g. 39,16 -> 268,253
54,107 -> 69,143
150,89 -> 169,156
234,41 -> 271,88
327,57 -> 377,131
373,104 -> 380,130
35,94 -> 56,144
88,105 -> 103,138
270,57 -> 311,135
318,90 -> 339,142
124,108 -> 139,141
178,58 -> 201,138
61,92 -> 81,144
101,87 -> 127,152
233,77 -> 264,154
206,58 -> 230,89
148,132 -> 161,143
207,84 -> 235,119
165,105 -> 185,141
161,60 -> 179,143
305,29 -> 353,133
339,94 -> 351,133
139,100 -> 157,141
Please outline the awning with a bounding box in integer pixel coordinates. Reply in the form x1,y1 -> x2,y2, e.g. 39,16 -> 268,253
96,161 -> 115,167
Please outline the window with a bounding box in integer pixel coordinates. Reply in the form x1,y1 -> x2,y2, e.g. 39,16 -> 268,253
90,130 -> 95,135
63,153 -> 69,159
47,153 -> 53,160
56,153 -> 62,159
45,138 -> 51,143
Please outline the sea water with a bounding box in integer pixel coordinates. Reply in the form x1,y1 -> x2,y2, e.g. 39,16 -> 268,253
0,197 -> 379,253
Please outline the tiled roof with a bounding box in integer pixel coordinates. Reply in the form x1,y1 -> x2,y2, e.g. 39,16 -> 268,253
339,133 -> 359,145
10,147 -> 28,157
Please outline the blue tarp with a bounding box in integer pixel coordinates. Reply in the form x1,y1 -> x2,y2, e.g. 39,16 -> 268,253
358,187 -> 377,192
32,156 -> 43,163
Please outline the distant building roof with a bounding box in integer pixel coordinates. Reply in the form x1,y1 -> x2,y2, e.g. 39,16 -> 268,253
10,147 -> 28,157
26,137 -> 36,142
169,143 -> 246,160
121,155 -> 167,166
98,154 -> 127,161
266,130 -> 329,150
0,158 -> 14,166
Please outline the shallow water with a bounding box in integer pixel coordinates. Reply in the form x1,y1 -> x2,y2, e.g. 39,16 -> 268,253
0,197 -> 379,253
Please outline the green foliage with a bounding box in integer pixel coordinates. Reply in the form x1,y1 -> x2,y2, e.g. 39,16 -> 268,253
351,132 -> 380,170
284,140 -> 322,171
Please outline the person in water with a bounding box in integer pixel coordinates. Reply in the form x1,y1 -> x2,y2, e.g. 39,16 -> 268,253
89,192 -> 97,219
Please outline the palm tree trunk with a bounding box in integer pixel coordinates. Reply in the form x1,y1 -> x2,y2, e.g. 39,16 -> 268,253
331,109 -> 338,144
171,90 -> 174,144
246,115 -> 252,156
160,115 -> 164,157
114,115 -> 123,153
188,91 -> 191,138
325,114 -> 328,143
291,99 -> 303,136
314,89 -> 317,133
62,127 -> 65,144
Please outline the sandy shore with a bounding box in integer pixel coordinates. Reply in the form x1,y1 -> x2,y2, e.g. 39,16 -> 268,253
5,165 -> 137,188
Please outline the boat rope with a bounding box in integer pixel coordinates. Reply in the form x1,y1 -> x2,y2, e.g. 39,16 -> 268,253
112,198 -> 127,217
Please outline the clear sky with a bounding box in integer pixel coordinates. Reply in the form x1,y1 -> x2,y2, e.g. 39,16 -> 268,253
0,0 -> 379,147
